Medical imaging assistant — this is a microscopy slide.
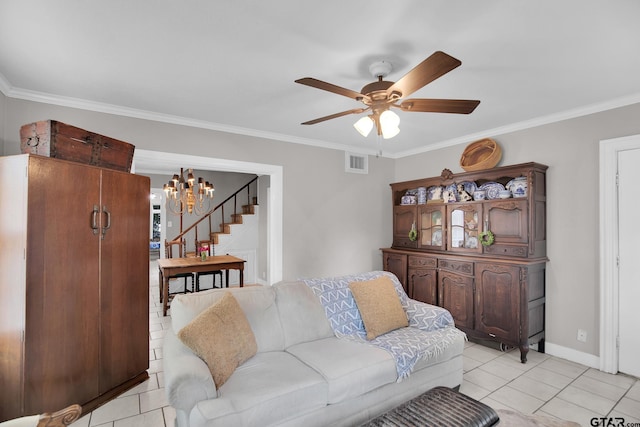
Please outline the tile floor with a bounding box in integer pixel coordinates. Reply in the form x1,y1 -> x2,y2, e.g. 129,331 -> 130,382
68,262 -> 640,427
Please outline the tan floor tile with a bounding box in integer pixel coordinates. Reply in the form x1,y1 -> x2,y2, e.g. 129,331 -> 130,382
479,359 -> 529,381
557,385 -> 616,415
140,388 -> 170,413
463,345 -> 503,363
571,374 -> 628,401
487,386 -> 545,414
163,406 -> 176,427
459,380 -> 492,400
583,368 -> 637,389
608,410 -> 640,425
541,397 -> 602,426
89,395 -> 139,426
523,366 -> 574,389
479,397 -> 516,412
463,355 -> 483,372
121,375 -> 159,397
614,397 -> 640,419
464,367 -> 510,391
148,359 -> 163,375
508,375 -> 561,402
626,381 -> 640,402
502,348 -> 549,366
538,357 -> 588,379
113,409 -> 165,427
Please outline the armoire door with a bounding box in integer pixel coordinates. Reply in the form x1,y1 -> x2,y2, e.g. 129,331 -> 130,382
25,156 -> 101,413
475,263 -> 520,343
99,170 -> 150,393
438,270 -> 474,329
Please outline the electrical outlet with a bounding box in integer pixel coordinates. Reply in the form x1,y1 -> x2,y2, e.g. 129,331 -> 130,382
577,329 -> 587,342
167,221 -> 173,228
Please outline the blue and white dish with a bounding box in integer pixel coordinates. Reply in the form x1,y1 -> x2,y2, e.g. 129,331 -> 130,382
444,184 -> 458,202
479,182 -> 505,200
427,185 -> 444,201
506,177 -> 528,197
461,181 -> 478,195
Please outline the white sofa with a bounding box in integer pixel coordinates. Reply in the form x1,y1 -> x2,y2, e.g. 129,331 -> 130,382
163,272 -> 466,427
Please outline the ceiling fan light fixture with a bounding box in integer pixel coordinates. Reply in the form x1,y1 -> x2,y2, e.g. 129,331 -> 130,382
380,110 -> 400,139
354,116 -> 374,137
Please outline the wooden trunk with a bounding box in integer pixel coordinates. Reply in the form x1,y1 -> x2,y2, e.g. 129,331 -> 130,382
19,120 -> 135,172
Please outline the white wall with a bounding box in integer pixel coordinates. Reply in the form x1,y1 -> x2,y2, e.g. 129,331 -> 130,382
395,102 -> 640,362
2,98 -> 395,282
6,95 -> 640,362
0,91 -> 5,155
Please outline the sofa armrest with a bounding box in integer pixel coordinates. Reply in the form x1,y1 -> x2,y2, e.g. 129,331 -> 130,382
406,299 -> 455,331
163,329 -> 218,413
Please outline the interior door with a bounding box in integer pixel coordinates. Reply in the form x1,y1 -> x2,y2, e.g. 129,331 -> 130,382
99,170 -> 150,393
618,148 -> 640,377
25,157 -> 101,413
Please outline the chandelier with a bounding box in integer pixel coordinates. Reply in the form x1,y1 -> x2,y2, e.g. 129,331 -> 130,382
163,168 -> 215,215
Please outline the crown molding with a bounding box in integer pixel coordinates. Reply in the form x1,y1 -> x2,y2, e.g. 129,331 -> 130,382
391,92 -> 640,159
3,83 -> 383,157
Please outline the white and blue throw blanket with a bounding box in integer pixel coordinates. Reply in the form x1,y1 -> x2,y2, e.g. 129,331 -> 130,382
302,271 -> 465,380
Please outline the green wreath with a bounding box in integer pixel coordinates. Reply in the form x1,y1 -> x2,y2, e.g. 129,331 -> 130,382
408,223 -> 417,241
479,230 -> 495,246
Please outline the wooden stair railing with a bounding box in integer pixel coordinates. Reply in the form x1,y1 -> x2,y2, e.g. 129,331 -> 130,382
170,176 -> 259,249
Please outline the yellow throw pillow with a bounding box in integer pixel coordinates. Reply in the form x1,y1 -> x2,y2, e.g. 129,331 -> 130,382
177,292 -> 257,388
349,276 -> 408,340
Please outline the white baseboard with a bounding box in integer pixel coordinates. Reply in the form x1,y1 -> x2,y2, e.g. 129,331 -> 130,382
545,342 -> 600,369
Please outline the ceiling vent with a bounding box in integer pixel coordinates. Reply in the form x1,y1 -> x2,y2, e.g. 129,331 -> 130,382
345,152 -> 368,174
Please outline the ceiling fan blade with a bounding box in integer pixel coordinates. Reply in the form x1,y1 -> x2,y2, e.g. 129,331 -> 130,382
388,51 -> 462,99
301,108 -> 368,125
399,98 -> 480,114
295,77 -> 370,102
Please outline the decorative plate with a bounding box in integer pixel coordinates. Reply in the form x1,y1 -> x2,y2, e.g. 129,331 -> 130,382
427,185 -> 444,201
479,182 -> 505,200
444,184 -> 458,202
461,181 -> 478,195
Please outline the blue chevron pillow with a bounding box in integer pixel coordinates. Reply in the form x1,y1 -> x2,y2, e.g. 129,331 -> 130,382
303,271 -> 408,337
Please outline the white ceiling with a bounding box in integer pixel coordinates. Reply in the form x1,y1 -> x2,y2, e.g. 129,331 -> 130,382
2,0 -> 640,158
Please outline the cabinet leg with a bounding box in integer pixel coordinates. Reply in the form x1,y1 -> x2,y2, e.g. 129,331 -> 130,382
538,338 -> 545,354
519,344 -> 529,363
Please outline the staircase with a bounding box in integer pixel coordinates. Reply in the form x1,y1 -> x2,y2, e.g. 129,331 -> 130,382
169,177 -> 259,285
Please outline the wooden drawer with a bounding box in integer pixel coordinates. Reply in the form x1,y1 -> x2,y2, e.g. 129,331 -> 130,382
438,258 -> 474,276
408,255 -> 437,268
483,244 -> 529,258
393,237 -> 418,249
20,120 -> 135,172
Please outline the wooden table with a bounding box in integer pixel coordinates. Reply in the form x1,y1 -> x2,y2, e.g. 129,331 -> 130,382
157,255 -> 246,316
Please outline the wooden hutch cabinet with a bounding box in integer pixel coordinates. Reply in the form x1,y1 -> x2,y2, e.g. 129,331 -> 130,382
0,155 -> 150,421
382,162 -> 547,362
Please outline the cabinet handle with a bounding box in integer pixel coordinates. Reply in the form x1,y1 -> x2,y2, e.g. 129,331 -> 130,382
101,206 -> 111,240
91,205 -> 100,235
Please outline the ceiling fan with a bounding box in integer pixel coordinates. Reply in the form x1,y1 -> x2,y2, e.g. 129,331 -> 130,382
295,51 -> 480,139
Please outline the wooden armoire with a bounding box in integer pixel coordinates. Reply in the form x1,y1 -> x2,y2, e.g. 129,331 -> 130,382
0,154 -> 150,421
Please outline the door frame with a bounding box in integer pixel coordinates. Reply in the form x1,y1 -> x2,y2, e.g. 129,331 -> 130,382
599,134 -> 640,373
132,149 -> 283,285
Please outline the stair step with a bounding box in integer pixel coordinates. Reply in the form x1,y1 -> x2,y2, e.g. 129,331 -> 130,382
242,204 -> 256,215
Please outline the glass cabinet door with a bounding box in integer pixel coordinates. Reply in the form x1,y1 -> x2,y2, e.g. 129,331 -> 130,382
447,204 -> 482,253
418,205 -> 445,250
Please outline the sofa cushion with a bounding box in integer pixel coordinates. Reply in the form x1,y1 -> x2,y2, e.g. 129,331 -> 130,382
190,352 -> 328,427
349,276 -> 408,340
287,337 -> 397,404
274,281 -> 334,348
171,286 -> 285,352
177,292 -> 257,388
